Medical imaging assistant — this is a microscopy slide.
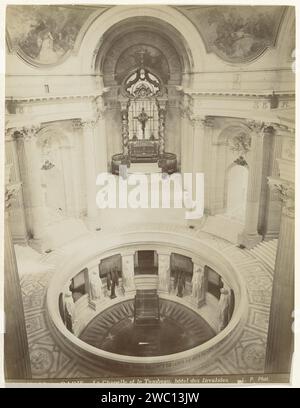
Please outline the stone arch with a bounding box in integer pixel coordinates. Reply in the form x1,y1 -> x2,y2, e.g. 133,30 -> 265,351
224,163 -> 249,223
211,122 -> 251,216
37,124 -> 79,218
275,6 -> 295,65
78,5 -> 205,85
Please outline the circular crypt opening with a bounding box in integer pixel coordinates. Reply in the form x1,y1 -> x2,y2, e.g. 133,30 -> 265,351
79,298 -> 215,357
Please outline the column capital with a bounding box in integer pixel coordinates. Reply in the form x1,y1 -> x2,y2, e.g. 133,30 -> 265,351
5,182 -> 21,210
14,125 -> 41,140
189,114 -> 203,127
156,97 -> 168,111
5,128 -> 17,141
246,120 -> 274,135
119,96 -> 130,112
201,116 -> 216,128
268,177 -> 295,218
81,119 -> 96,129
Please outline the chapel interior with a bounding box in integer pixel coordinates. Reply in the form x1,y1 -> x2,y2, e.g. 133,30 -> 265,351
4,5 -> 295,381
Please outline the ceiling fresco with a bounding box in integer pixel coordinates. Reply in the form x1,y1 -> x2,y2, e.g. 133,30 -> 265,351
6,5 -> 287,66
6,5 -> 106,65
176,5 -> 286,63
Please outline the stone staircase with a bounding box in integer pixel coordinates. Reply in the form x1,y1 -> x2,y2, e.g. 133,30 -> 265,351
134,289 -> 160,326
249,239 -> 278,271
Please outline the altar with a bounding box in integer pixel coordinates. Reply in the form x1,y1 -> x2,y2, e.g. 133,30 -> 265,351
129,139 -> 159,163
110,63 -> 177,175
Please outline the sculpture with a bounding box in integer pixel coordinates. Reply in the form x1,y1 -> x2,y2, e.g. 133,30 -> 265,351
64,290 -> 75,333
107,267 -> 119,299
218,288 -> 231,332
158,255 -> 170,292
89,271 -> 102,301
192,267 -> 206,305
174,269 -> 185,298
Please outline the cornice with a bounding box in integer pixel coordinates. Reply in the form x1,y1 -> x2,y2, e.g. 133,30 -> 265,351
5,92 -> 105,104
178,88 -> 295,99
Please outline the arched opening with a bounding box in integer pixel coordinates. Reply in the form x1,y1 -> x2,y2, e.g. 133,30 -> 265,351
212,124 -> 251,221
225,164 -> 248,223
37,125 -> 79,224
38,133 -> 68,220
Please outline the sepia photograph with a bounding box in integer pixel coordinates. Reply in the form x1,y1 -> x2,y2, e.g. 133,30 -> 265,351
2,1 -> 296,386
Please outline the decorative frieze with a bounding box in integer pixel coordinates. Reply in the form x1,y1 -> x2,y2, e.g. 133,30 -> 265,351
13,124 -> 41,140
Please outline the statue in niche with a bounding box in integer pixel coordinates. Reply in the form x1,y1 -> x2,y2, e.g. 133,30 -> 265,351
89,271 -> 102,301
174,269 -> 186,298
218,288 -> 231,332
107,267 -> 119,299
64,290 -> 75,333
192,267 -> 206,305
123,259 -> 134,290
159,263 -> 170,292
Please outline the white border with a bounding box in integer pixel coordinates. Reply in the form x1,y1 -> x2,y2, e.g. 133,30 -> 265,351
0,0 -> 299,389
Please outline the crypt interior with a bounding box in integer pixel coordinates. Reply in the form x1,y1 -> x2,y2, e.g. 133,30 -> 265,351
4,5 -> 295,380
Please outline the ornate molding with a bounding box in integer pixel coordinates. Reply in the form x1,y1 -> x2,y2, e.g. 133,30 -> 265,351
268,177 -> 295,218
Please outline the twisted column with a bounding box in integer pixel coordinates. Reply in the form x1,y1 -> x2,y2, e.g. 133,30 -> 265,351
158,104 -> 167,156
120,99 -> 129,157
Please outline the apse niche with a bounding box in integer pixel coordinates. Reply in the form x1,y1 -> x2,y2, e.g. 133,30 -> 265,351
96,17 -> 189,176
